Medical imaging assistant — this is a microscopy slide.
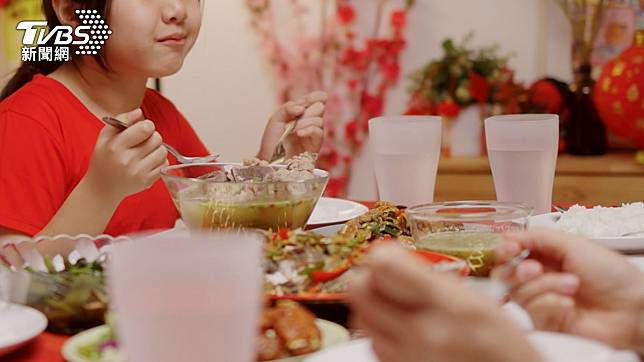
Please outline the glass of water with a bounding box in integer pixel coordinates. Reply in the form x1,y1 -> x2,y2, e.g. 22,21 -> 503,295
369,116 -> 442,207
108,231 -> 263,362
485,114 -> 559,215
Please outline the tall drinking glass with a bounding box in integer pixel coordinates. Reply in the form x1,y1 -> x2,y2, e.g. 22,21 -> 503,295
108,232 -> 263,362
369,116 -> 442,206
485,114 -> 559,215
0,266 -> 10,310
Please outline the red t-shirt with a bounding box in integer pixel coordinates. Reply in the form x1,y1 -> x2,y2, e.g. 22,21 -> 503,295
0,74 -> 209,236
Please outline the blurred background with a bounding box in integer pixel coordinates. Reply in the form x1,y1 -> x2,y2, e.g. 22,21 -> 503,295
1,0 -> 643,203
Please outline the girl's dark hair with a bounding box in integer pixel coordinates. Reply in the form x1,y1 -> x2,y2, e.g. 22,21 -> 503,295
1,0 -> 111,101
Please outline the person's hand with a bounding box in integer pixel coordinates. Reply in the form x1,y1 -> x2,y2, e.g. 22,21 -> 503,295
348,244 -> 543,362
257,91 -> 327,161
494,228 -> 644,353
84,109 -> 168,201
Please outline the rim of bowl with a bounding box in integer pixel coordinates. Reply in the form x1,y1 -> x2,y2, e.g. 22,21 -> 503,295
25,268 -> 106,277
406,200 -> 534,222
1,234 -> 127,275
160,162 -> 330,185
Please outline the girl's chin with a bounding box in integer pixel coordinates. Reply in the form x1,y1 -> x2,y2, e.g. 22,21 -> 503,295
148,60 -> 185,78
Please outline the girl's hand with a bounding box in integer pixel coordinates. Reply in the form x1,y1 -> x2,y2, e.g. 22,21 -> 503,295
84,109 -> 168,201
258,91 -> 327,161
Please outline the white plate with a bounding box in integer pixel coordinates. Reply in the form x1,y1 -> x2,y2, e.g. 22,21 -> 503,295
629,256 -> 644,272
63,319 -> 350,362
311,224 -> 344,236
0,304 -> 48,357
529,213 -> 644,252
307,198 -> 368,226
304,333 -> 639,362
305,339 -> 375,362
528,332 -> 639,362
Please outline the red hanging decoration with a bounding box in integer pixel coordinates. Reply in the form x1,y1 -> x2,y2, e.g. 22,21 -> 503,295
594,33 -> 644,148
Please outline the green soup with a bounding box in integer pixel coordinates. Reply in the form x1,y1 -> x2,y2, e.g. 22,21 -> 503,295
415,231 -> 502,277
179,198 -> 317,231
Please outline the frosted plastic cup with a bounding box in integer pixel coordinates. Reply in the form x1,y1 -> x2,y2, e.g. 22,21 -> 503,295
369,116 -> 442,206
485,114 -> 559,215
0,267 -> 9,310
108,231 -> 263,362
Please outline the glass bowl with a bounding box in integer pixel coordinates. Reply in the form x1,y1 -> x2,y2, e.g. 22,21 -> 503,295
161,163 -> 329,231
406,201 -> 533,277
1,234 -> 126,334
25,267 -> 106,334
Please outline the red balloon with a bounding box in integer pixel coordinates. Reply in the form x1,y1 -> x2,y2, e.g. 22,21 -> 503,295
594,44 -> 644,147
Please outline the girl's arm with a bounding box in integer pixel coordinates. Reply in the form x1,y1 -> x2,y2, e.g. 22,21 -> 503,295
0,179 -> 119,245
0,182 -> 121,262
42,109 -> 168,236
43,109 -> 167,237
35,177 -> 122,237
0,109 -> 167,242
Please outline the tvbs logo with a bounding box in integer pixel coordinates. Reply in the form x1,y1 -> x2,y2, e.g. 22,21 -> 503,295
17,9 -> 112,62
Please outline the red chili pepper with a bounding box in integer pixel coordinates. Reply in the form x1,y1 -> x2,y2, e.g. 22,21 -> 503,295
311,266 -> 350,283
277,227 -> 290,240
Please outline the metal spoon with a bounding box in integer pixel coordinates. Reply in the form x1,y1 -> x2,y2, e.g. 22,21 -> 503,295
102,117 -> 220,164
464,250 -> 532,299
505,249 -> 531,272
268,100 -> 325,164
621,230 -> 644,237
269,120 -> 297,165
553,205 -> 569,213
551,205 -> 570,222
488,249 -> 532,281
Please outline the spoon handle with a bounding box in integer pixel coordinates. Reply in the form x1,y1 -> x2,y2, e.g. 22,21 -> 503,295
270,120 -> 297,164
161,142 -> 183,162
102,117 -> 182,160
102,116 -> 129,131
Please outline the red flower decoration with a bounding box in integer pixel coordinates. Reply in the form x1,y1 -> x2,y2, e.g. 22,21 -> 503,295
390,10 -> 406,30
347,79 -> 359,90
361,92 -> 384,117
341,48 -> 369,71
468,71 -> 492,103
438,99 -> 460,117
337,5 -> 356,25
326,176 -> 349,198
404,107 -> 425,115
530,80 -> 563,114
345,119 -> 361,145
381,62 -> 400,82
405,92 -> 435,115
318,149 -> 339,170
247,2 -> 414,197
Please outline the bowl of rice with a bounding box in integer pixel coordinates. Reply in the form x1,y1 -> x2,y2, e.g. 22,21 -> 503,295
528,203 -> 644,251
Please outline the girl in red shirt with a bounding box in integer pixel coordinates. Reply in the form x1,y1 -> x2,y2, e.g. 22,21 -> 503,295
0,0 -> 326,240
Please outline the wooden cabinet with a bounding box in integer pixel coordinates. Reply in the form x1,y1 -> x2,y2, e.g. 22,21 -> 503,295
435,152 -> 644,205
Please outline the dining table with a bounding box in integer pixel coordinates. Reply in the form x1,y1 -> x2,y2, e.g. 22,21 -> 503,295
4,200 -> 644,362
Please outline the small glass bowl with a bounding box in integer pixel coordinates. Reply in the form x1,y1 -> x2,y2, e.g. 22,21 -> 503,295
1,234 -> 127,334
406,201 -> 533,277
